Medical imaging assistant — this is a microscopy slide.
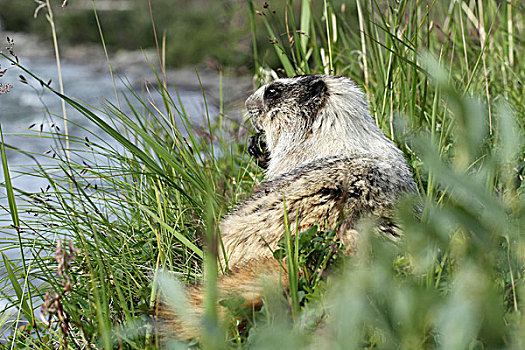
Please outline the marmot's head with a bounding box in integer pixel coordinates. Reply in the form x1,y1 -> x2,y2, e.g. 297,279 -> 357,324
246,75 -> 403,179
246,75 -> 330,170
246,75 -> 329,134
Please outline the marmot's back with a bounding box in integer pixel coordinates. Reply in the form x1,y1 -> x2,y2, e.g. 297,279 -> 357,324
220,154 -> 415,268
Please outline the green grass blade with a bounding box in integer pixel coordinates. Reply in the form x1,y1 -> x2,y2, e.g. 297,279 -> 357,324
0,122 -> 19,229
247,0 -> 260,77
138,204 -> 204,259
282,197 -> 299,318
0,122 -> 35,326
260,17 -> 296,76
1,253 -> 33,322
299,0 -> 311,55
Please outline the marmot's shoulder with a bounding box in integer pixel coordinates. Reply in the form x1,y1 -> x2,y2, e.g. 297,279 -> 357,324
235,155 -> 414,219
260,155 -> 413,193
219,154 -> 415,268
246,155 -> 411,200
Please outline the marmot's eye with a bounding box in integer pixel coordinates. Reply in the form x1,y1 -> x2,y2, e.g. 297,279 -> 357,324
264,87 -> 281,100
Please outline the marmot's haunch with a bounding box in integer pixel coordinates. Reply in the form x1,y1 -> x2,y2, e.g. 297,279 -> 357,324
162,75 -> 416,340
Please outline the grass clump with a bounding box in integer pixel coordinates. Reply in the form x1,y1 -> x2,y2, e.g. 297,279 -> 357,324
1,0 -> 525,349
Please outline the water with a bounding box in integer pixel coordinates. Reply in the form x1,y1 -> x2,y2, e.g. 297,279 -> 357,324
1,51 -> 219,179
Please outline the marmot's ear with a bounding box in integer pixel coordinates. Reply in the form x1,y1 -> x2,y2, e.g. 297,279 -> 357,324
308,79 -> 327,98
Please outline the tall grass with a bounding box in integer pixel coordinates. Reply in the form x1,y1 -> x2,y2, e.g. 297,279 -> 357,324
0,0 -> 524,348
0,52 -> 259,347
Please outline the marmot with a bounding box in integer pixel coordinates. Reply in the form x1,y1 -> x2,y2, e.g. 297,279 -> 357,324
162,75 -> 415,340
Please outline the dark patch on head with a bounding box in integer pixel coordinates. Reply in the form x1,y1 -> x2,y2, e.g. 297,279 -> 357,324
263,76 -> 328,109
299,78 -> 327,104
255,75 -> 331,140
263,83 -> 284,101
296,76 -> 329,123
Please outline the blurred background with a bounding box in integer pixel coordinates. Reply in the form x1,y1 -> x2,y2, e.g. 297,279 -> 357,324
1,0 -> 260,71
0,0 -> 354,71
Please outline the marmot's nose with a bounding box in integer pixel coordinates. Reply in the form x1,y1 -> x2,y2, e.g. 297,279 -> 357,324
245,86 -> 265,110
245,95 -> 260,110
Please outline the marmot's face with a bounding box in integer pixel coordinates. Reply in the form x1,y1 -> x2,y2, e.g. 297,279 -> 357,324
245,75 -> 329,152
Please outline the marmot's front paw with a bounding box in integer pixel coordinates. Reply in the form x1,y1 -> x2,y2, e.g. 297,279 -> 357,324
248,133 -> 269,169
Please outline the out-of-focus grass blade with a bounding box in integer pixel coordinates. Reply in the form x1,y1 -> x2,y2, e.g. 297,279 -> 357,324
155,270 -> 199,330
247,0 -> 260,77
299,0 -> 311,54
1,253 -> 33,322
282,198 -> 299,318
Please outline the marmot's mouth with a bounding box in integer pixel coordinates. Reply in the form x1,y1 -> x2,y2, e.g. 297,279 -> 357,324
248,132 -> 269,170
